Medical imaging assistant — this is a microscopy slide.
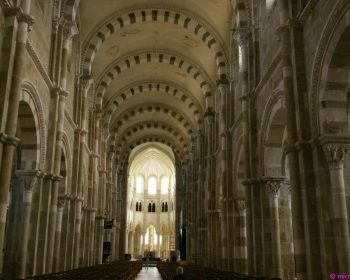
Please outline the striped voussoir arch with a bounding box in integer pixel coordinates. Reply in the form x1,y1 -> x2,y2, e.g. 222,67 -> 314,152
95,51 -> 213,106
82,8 -> 227,78
115,122 -> 189,156
104,81 -> 203,125
108,103 -> 195,135
21,82 -> 46,170
114,121 -> 190,152
117,135 -> 186,166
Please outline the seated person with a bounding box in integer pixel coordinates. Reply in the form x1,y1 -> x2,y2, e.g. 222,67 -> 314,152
173,266 -> 187,280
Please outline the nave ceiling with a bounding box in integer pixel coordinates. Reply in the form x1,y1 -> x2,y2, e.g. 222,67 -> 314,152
78,0 -> 234,163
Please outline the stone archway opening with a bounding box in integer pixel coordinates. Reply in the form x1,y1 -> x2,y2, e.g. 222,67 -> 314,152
3,101 -> 39,279
126,142 -> 176,260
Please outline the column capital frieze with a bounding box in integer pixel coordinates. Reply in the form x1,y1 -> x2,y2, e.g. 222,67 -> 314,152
216,78 -> 230,91
5,135 -> 20,147
3,6 -> 35,27
81,75 -> 93,92
17,11 -> 35,26
57,196 -> 66,208
52,175 -> 63,182
317,135 -> 350,165
234,198 -> 246,213
62,21 -> 79,41
59,89 -> 69,98
322,143 -> 350,166
71,195 -> 84,202
232,27 -> 250,47
15,169 -> 42,191
260,176 -> 284,196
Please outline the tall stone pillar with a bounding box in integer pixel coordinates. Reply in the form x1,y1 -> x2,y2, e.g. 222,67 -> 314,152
46,20 -> 78,272
95,216 -> 104,264
261,177 -> 283,278
45,89 -> 68,273
15,170 -> 41,279
322,142 -> 350,272
0,3 -> 34,272
204,108 -> 215,266
218,79 -> 230,270
234,198 -> 247,274
233,28 -> 258,275
278,1 -> 319,278
53,196 -> 65,272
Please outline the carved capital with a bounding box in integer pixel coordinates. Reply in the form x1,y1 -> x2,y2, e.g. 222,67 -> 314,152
322,143 -> 350,166
52,175 -> 63,182
5,136 -> 20,147
216,78 -> 230,92
260,177 -> 284,197
232,28 -> 250,47
234,198 -> 246,213
15,170 -> 41,192
59,89 -> 69,98
57,196 -> 66,208
17,12 -> 35,27
62,21 -> 79,44
81,76 -> 93,92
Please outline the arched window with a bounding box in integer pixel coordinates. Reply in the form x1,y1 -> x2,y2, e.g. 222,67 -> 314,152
165,202 -> 168,212
136,202 -> 139,211
139,202 -> 142,212
152,203 -> 156,212
161,202 -> 164,212
266,0 -> 275,10
148,203 -> 152,212
145,228 -> 149,245
148,176 -> 157,194
161,176 -> 168,194
136,176 -> 144,193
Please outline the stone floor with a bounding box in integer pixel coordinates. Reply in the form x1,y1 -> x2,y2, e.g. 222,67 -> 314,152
135,267 -> 162,280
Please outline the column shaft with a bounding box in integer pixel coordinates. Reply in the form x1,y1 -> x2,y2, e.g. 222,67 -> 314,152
0,3 -> 33,272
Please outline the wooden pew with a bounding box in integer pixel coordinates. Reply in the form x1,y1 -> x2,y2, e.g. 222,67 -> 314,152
157,262 -> 282,280
27,260 -> 142,280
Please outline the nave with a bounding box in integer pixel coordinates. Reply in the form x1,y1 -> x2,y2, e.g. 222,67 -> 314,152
27,261 -> 281,280
0,0 -> 350,279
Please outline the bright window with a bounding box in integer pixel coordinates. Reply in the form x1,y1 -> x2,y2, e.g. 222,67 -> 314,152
145,228 -> 149,245
154,232 -> 158,245
148,176 -> 157,194
266,0 -> 275,10
136,176 -> 144,193
161,176 -> 168,194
